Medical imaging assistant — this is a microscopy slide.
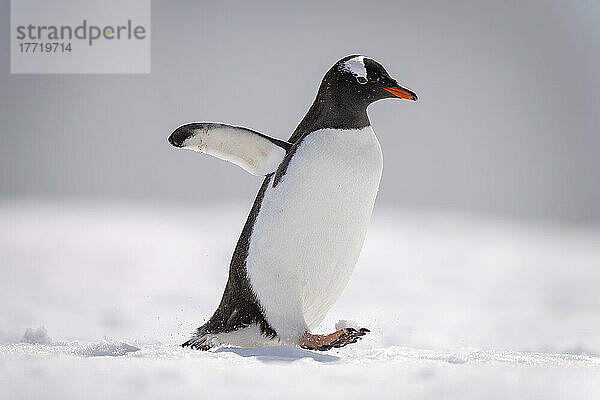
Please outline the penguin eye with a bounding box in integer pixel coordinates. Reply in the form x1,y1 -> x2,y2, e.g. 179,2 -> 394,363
356,76 -> 367,84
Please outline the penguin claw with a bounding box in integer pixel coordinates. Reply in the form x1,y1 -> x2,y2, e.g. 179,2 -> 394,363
313,327 -> 370,351
299,326 -> 370,351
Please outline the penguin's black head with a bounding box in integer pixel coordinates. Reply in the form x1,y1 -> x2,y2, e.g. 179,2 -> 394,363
318,55 -> 417,111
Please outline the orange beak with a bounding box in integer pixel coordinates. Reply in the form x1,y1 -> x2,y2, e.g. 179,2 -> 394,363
383,86 -> 418,101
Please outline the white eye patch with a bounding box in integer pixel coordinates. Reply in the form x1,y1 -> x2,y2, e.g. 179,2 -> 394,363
339,56 -> 368,80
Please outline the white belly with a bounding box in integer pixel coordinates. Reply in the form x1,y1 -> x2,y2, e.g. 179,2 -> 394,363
245,126 -> 383,344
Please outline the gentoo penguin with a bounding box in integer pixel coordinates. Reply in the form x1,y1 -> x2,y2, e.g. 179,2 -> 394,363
169,55 -> 417,351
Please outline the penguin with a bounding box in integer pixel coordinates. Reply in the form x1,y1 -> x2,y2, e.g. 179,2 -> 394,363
169,55 -> 417,351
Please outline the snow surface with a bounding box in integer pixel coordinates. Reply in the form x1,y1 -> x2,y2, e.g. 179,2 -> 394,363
1,199 -> 600,399
21,326 -> 51,344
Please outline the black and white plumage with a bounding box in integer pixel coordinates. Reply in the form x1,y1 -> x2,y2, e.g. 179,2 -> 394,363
169,55 -> 417,350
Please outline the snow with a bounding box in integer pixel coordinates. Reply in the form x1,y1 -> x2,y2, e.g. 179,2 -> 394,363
4,339 -> 140,357
21,326 -> 52,344
335,319 -> 361,331
1,199 -> 600,399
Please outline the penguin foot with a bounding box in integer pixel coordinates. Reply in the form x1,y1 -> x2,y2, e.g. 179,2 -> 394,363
299,327 -> 370,351
181,337 -> 213,351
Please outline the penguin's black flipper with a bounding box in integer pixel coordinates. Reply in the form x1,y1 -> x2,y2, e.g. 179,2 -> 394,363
168,122 -> 291,176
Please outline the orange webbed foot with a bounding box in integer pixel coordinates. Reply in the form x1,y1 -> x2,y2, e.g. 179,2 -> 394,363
299,327 -> 370,351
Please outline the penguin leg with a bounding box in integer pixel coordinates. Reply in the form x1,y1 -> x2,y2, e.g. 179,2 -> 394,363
299,328 -> 370,351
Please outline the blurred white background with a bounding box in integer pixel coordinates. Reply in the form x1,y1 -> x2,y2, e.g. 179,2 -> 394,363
1,0 -> 599,224
1,1 -> 600,399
